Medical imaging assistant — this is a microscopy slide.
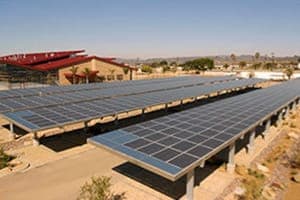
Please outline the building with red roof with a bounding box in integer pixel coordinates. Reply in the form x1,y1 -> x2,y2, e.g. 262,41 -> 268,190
0,50 -> 135,85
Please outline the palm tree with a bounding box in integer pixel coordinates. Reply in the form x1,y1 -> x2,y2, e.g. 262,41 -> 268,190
70,66 -> 78,84
255,52 -> 260,62
230,53 -> 236,69
82,68 -> 91,84
271,52 -> 276,71
239,61 -> 247,69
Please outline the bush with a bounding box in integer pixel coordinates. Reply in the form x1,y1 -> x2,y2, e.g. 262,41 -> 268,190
0,148 -> 14,169
141,65 -> 153,74
77,176 -> 125,200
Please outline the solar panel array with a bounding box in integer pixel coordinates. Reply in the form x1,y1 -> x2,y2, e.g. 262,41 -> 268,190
0,76 -> 238,113
2,78 -> 263,132
0,76 -> 236,99
89,79 -> 300,180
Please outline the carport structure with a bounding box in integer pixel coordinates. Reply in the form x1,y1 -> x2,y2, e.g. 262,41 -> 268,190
89,79 -> 300,200
1,77 -> 263,144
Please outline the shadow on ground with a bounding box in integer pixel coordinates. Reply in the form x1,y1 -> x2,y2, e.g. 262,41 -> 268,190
113,160 -> 221,200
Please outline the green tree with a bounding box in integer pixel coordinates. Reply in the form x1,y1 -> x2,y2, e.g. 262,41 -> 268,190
252,63 -> 262,70
0,149 -> 15,169
141,65 -> 153,73
123,68 -> 129,75
254,52 -> 260,62
223,64 -> 229,70
239,61 -> 247,69
162,66 -> 171,73
284,67 -> 294,80
230,53 -> 236,65
264,62 -> 273,71
182,58 -> 214,73
77,176 -> 125,200
70,66 -> 78,84
159,60 -> 168,66
170,61 -> 177,66
82,68 -> 91,84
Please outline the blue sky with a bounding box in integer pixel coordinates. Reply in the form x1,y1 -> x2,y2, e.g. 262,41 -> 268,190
0,0 -> 299,58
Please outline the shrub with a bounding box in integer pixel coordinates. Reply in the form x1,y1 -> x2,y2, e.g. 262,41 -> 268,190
77,176 -> 125,200
0,148 -> 14,169
141,65 -> 153,74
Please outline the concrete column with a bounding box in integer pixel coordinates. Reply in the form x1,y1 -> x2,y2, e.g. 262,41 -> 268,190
84,121 -> 89,134
227,143 -> 236,174
247,130 -> 255,154
186,170 -> 194,200
292,102 -> 296,112
262,119 -> 271,139
32,133 -> 39,146
180,100 -> 184,109
141,108 -> 145,118
283,108 -> 289,119
277,112 -> 283,126
9,123 -> 16,140
114,115 -> 119,126
165,104 -> 168,112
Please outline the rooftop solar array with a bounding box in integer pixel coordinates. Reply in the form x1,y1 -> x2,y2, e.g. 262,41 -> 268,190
0,76 -> 237,99
1,78 -> 263,132
89,79 -> 300,180
0,76 -> 238,113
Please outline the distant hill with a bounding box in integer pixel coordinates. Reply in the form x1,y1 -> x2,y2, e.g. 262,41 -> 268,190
117,55 -> 300,65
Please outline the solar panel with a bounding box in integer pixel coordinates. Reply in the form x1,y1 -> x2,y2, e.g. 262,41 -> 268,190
0,76 -> 238,113
0,76 -> 237,99
2,78 -> 264,133
88,79 -> 300,181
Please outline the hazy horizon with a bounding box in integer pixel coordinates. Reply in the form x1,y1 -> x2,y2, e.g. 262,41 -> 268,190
1,0 -> 299,59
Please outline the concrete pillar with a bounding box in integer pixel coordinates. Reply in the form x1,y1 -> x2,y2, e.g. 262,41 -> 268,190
32,133 -> 39,146
84,121 -> 89,134
277,111 -> 283,126
114,115 -> 119,126
262,119 -> 271,139
141,108 -> 145,118
186,170 -> 194,200
9,123 -> 16,140
227,143 -> 236,173
247,130 -> 255,154
292,102 -> 296,112
180,100 -> 184,109
283,108 -> 289,119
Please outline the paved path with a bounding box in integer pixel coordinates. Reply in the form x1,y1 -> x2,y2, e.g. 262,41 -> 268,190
0,148 -> 124,200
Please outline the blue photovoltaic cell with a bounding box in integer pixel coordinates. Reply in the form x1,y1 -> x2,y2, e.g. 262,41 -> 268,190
3,78 -> 265,131
89,79 -> 300,180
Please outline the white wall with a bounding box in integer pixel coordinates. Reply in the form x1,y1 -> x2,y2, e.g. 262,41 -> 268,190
239,71 -> 300,80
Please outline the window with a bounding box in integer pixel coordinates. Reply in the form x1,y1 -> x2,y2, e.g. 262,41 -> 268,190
107,75 -> 114,81
116,74 -> 123,80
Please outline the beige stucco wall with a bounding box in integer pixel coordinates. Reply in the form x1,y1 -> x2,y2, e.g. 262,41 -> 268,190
58,59 -> 131,85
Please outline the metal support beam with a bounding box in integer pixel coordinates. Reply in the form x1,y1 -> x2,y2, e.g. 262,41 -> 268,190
186,170 -> 194,200
247,130 -> 255,154
227,143 -> 235,174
